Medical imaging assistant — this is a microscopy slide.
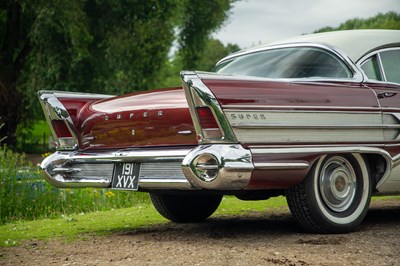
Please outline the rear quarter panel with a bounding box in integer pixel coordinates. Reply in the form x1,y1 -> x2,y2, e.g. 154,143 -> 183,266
201,77 -> 386,189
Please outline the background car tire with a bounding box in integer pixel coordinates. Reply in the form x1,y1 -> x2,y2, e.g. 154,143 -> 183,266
286,153 -> 371,233
150,193 -> 223,223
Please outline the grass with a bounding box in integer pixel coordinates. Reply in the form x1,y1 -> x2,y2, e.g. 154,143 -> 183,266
16,120 -> 51,153
0,196 -> 288,247
0,147 -> 150,224
1,193 -> 399,247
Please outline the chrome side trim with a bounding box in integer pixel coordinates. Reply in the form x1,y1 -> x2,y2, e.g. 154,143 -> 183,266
138,179 -> 192,190
182,144 -> 253,190
177,130 -> 193,135
250,146 -> 391,156
181,72 -> 237,144
225,110 -> 400,143
376,53 -> 387,81
40,148 -> 194,190
222,105 -> 380,111
254,162 -> 310,170
231,124 -> 400,129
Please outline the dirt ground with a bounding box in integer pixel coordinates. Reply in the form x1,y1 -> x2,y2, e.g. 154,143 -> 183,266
1,199 -> 399,266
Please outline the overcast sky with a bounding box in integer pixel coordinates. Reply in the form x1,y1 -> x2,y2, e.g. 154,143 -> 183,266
213,0 -> 400,49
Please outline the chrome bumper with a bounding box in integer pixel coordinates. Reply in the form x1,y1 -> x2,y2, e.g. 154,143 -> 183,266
40,148 -> 194,190
40,144 -> 255,191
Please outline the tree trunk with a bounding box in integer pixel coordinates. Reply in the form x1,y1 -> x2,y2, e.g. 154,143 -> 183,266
0,1 -> 27,146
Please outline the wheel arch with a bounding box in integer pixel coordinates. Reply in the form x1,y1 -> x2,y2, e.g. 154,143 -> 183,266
362,153 -> 388,191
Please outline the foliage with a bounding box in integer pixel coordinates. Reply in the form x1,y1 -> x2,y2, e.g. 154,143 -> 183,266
15,120 -> 52,153
314,11 -> 400,33
196,39 -> 240,71
158,38 -> 240,88
0,146 -> 150,224
178,0 -> 236,69
0,0 -> 32,145
0,118 -> 6,143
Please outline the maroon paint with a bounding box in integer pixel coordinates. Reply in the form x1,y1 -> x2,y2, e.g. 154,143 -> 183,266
201,78 -> 379,110
58,87 -> 196,150
248,151 -> 320,189
248,169 -> 308,189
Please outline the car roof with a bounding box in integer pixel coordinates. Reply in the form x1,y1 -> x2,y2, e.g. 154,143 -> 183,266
219,30 -> 400,64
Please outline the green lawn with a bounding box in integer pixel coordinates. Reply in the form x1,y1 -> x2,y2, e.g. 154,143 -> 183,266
0,196 -> 288,247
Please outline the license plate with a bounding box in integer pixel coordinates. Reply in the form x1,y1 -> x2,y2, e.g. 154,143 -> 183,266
111,163 -> 140,190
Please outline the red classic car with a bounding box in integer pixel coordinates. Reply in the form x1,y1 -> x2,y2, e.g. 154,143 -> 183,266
39,30 -> 400,233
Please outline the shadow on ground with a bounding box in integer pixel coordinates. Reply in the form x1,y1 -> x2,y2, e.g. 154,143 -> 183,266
112,202 -> 400,240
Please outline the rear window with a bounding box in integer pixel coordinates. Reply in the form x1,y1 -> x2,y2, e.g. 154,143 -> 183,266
380,49 -> 400,84
360,48 -> 400,84
215,47 -> 352,79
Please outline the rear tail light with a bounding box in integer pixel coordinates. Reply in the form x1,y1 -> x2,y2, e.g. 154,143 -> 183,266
196,107 -> 223,140
51,120 -> 72,138
50,120 -> 77,149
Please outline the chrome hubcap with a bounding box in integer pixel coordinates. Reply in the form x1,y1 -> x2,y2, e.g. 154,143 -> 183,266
319,156 -> 357,212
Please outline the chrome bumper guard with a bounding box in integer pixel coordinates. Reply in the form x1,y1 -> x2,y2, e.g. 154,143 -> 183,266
182,144 -> 254,190
41,144 -> 255,191
40,148 -> 194,190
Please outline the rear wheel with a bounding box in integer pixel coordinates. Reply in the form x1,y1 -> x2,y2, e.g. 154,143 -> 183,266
286,153 -> 371,233
150,193 -> 222,223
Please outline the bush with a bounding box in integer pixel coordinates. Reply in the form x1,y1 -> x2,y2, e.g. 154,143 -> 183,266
0,147 -> 150,224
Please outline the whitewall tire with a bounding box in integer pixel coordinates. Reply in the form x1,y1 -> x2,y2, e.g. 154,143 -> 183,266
286,153 -> 371,233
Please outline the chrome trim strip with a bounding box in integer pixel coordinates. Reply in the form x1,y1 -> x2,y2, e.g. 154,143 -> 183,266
376,53 -> 387,81
52,167 -> 81,173
69,148 -> 191,163
177,130 -> 193,135
250,146 -> 391,155
190,72 -> 353,84
139,179 -> 192,190
195,163 -> 219,170
222,105 -> 380,111
231,124 -> 400,129
51,90 -> 114,99
254,162 -> 309,170
181,72 -> 237,144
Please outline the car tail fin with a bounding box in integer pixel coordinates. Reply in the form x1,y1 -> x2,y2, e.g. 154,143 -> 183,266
38,91 -> 113,150
181,71 -> 236,144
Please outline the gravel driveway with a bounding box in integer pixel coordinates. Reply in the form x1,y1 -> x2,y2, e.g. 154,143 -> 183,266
2,199 -> 399,266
